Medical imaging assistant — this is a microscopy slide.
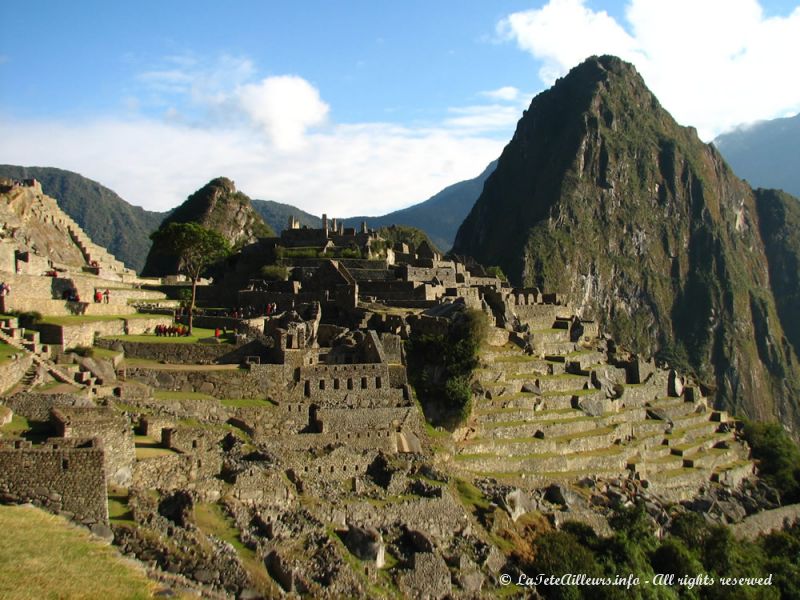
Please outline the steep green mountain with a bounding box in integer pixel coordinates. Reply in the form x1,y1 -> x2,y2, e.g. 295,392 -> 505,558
754,188 -> 800,359
714,113 -> 800,197
0,165 -> 165,271
453,55 -> 800,432
341,161 -> 496,251
142,177 -> 273,277
251,199 -> 322,232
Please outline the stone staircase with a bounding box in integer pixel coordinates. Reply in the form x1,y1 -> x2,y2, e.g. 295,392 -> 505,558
455,325 -> 753,499
0,317 -> 94,391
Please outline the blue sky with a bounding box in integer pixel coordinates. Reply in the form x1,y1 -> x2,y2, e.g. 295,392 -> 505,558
1,1 -> 799,215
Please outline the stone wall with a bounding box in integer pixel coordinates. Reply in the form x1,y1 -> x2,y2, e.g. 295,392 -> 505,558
0,353 -> 32,394
297,362 -> 408,407
317,407 -> 418,433
127,363 -> 287,401
511,304 -> 561,329
259,431 -> 397,453
731,503 -> 800,540
3,392 -> 94,422
52,406 -> 135,486
231,468 -> 295,507
132,453 -> 223,492
0,437 -> 108,525
162,426 -> 225,454
36,316 -> 172,349
287,447 -> 378,482
96,338 -> 271,365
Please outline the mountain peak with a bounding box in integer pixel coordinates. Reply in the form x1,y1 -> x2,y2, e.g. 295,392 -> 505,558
452,56 -> 800,433
142,177 -> 273,277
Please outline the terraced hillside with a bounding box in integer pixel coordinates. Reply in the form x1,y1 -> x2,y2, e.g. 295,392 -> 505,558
456,320 -> 753,501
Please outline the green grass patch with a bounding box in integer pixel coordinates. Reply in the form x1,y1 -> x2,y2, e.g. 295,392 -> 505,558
453,478 -> 491,511
108,490 -> 134,525
40,314 -> 160,326
134,435 -> 177,459
153,390 -> 216,401
89,346 -> 123,360
193,502 -> 278,597
220,397 -> 274,408
0,504 -> 156,599
101,327 -> 233,345
0,414 -> 30,437
0,341 -> 20,364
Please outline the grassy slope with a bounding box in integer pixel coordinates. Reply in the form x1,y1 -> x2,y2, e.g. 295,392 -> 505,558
0,504 -> 156,600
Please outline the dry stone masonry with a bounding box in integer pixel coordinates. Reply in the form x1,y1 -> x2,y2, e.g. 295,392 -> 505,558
0,191 -> 786,599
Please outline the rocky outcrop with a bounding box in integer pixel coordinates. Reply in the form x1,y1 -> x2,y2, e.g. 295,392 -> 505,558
142,177 -> 273,277
452,55 -> 800,434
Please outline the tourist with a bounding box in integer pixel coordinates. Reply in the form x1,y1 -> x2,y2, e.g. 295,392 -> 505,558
103,289 -> 110,304
94,290 -> 102,303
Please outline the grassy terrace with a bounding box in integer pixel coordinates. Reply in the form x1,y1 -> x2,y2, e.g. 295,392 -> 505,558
0,341 -> 20,365
0,505 -> 156,599
220,397 -> 274,408
134,435 -> 177,459
455,444 -> 628,462
153,390 -> 216,401
505,372 -> 587,381
464,424 -> 619,446
101,327 -> 234,344
0,414 -> 30,438
39,314 -> 160,326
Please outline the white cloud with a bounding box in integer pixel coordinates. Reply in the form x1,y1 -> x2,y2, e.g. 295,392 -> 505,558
499,0 -> 800,139
481,86 -> 521,101
444,104 -> 523,133
236,76 -> 330,151
0,52 -> 512,217
0,116 -> 503,217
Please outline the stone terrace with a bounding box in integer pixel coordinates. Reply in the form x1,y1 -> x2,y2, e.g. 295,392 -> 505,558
455,323 -> 753,501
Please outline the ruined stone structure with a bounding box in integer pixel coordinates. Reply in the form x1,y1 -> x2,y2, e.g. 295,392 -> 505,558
0,437 -> 108,525
0,203 -> 773,599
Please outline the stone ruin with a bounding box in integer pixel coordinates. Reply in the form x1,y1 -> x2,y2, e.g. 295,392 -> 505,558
0,202 -> 779,598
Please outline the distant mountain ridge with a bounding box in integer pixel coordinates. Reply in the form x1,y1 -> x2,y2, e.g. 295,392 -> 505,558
0,165 -> 166,272
714,112 -> 800,198
0,162 -> 494,272
341,161 -> 496,252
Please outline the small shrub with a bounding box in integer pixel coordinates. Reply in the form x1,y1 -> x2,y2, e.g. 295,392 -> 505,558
13,311 -> 42,328
485,265 -> 508,281
259,265 -> 288,281
742,420 -> 800,503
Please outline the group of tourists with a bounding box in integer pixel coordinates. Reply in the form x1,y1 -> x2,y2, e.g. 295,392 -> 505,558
93,289 -> 110,303
155,324 -> 190,337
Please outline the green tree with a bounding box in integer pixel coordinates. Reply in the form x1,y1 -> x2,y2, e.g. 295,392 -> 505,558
149,222 -> 231,333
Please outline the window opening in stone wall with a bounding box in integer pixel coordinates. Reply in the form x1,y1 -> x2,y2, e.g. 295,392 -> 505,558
376,376 -> 382,389
319,379 -> 325,390
304,380 -> 311,397
347,378 -> 354,390
334,378 -> 340,390
62,458 -> 69,470
361,377 -> 367,389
